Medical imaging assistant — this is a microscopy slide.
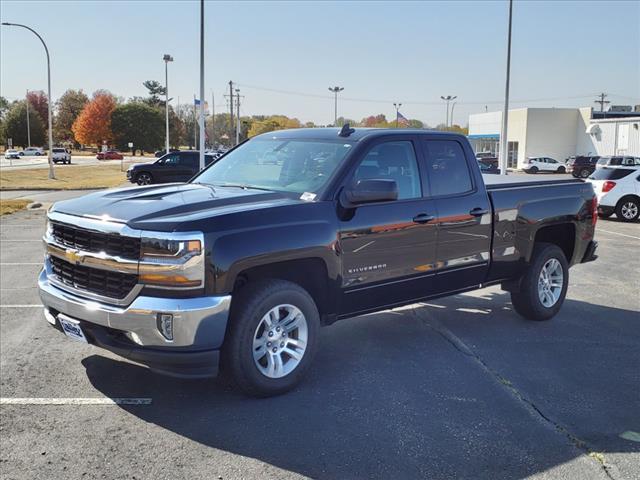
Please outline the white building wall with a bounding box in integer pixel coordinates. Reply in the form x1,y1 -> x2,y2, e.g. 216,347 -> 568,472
524,108 -> 579,165
586,117 -> 640,157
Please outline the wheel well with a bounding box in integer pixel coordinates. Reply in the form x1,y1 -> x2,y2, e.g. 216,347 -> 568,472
233,258 -> 331,318
616,194 -> 640,208
534,223 -> 575,262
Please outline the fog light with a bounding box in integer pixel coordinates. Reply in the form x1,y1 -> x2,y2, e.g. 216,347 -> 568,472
157,313 -> 174,341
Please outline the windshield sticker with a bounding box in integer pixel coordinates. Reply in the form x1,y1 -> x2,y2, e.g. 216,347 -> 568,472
300,192 -> 317,202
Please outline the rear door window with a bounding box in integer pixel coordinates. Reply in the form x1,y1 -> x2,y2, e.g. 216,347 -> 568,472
589,168 -> 634,180
422,140 -> 473,197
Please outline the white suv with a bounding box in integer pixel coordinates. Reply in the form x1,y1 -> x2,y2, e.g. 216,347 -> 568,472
21,146 -> 44,156
52,148 -> 71,164
523,157 -> 567,174
595,156 -> 640,169
588,166 -> 640,222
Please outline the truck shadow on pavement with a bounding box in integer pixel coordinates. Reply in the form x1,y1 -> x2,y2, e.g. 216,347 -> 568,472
83,291 -> 639,479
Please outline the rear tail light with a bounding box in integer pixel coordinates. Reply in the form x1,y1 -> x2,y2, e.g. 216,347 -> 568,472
602,181 -> 616,193
591,196 -> 598,226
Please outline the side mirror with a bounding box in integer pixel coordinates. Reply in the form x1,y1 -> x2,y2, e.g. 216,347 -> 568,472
340,179 -> 398,207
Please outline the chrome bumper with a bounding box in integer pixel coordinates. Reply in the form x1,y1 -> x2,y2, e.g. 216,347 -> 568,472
38,269 -> 231,349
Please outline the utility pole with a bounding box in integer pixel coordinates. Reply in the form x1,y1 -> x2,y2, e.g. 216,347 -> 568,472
440,95 -> 457,129
25,89 -> 31,147
393,102 -> 402,128
163,54 -> 173,154
594,93 -> 610,112
328,86 -> 344,125
499,0 -> 513,175
235,88 -> 241,145
229,81 -> 234,142
198,0 -> 205,170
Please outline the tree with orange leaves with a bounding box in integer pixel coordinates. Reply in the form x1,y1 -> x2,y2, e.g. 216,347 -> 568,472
71,90 -> 116,146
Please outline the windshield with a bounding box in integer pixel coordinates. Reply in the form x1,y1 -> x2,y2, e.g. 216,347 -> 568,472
193,137 -> 353,194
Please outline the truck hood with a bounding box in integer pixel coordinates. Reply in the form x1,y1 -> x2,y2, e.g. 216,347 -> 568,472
51,183 -> 303,231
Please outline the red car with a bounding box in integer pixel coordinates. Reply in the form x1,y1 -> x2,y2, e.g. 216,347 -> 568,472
96,150 -> 124,160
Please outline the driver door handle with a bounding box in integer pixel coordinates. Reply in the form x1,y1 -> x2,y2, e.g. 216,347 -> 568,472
469,207 -> 489,217
413,213 -> 435,224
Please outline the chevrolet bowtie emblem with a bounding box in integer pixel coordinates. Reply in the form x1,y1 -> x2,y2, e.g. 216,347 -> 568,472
64,248 -> 84,265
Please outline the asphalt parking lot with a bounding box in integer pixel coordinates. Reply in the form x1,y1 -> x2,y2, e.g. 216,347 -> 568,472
0,203 -> 638,479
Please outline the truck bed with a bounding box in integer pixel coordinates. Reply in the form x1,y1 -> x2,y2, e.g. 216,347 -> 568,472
483,174 -> 584,190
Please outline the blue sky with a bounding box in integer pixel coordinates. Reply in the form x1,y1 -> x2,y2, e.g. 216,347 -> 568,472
1,0 -> 638,126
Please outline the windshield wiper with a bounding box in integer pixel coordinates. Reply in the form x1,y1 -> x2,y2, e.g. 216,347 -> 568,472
211,182 -> 274,192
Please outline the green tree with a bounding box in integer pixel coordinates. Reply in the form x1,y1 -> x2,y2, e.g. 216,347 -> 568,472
142,80 -> 166,107
54,89 -> 89,146
1,100 -> 46,147
111,103 -> 164,154
247,115 -> 302,138
0,96 -> 11,145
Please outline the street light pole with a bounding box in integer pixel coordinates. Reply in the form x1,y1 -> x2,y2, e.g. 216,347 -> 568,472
26,89 -> 31,147
440,95 -> 457,130
393,102 -> 402,128
3,22 -> 55,179
328,86 -> 344,125
198,0 -> 205,169
163,54 -> 173,155
499,0 -> 514,175
450,102 -> 457,128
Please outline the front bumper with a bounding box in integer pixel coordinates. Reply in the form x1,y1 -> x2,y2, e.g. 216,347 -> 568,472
38,269 -> 231,378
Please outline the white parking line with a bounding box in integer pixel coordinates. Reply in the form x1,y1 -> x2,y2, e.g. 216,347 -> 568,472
0,397 -> 152,405
0,239 -> 42,242
598,229 -> 640,241
0,263 -> 42,265
0,304 -> 43,308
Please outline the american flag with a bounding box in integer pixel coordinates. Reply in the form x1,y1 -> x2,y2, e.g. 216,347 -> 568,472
397,111 -> 410,126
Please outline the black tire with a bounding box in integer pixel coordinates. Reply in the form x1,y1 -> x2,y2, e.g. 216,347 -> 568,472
511,243 -> 569,321
557,166 -> 566,174
223,279 -> 320,397
527,166 -> 538,174
135,172 -> 153,185
579,169 -> 590,178
615,196 -> 640,222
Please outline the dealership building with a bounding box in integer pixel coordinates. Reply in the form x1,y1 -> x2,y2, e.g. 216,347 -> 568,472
468,107 -> 640,169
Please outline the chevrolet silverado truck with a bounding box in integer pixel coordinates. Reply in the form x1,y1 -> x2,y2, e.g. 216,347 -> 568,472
39,127 -> 598,397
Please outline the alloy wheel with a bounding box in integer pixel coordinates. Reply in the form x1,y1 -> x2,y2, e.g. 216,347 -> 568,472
252,304 -> 308,379
621,202 -> 638,220
537,258 -> 563,308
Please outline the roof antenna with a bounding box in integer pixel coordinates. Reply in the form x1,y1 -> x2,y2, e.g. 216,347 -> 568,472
338,123 -> 355,137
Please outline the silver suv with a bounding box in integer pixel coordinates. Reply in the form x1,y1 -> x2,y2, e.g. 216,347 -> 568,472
52,148 -> 71,164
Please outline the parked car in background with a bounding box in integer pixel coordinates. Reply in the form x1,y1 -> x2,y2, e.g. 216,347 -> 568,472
478,161 -> 499,174
96,150 -> 124,160
595,156 -> 640,169
20,147 -> 44,156
476,151 -> 496,160
126,150 -> 217,185
154,148 -> 181,158
4,149 -> 20,159
52,148 -> 71,164
588,166 -> 640,222
523,157 -> 567,174
566,155 -> 599,178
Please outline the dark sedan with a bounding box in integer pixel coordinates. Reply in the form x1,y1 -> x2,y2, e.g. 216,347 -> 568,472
126,150 -> 217,185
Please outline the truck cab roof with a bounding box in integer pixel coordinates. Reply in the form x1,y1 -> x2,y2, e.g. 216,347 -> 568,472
255,127 -> 460,142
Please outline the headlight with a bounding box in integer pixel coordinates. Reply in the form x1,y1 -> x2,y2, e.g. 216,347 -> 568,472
139,234 -> 204,289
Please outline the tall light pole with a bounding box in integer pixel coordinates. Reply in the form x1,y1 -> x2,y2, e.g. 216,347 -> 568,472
163,54 -> 173,155
440,95 -> 457,130
198,0 -> 205,169
25,89 -> 31,147
450,102 -> 457,128
328,86 -> 344,126
3,22 -> 55,179
499,0 -> 513,175
393,102 -> 402,128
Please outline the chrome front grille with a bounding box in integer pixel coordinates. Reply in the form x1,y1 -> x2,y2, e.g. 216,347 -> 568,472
51,221 -> 141,260
50,256 -> 138,300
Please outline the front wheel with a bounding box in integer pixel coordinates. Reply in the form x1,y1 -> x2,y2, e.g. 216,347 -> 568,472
135,172 -> 153,185
579,169 -> 590,178
511,243 -> 569,321
527,166 -> 538,174
557,166 -> 566,173
616,197 -> 639,222
223,279 -> 320,397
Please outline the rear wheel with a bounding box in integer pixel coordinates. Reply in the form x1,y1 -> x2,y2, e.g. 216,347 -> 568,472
223,279 -> 320,397
511,243 -> 568,321
616,197 -> 639,222
135,172 -> 153,185
579,169 -> 590,178
556,166 -> 566,173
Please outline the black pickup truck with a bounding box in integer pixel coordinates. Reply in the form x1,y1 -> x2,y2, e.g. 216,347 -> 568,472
39,127 -> 598,396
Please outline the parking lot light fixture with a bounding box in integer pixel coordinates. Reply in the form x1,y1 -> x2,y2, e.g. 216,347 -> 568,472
2,22 -> 55,179
163,54 -> 174,155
